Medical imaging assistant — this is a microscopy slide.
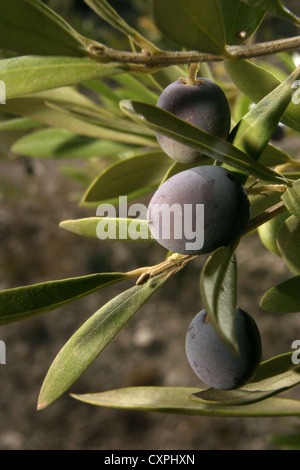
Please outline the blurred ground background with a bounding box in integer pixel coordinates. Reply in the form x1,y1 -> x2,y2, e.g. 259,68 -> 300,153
0,0 -> 300,451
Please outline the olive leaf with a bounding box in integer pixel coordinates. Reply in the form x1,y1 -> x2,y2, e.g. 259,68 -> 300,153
70,386 -> 300,417
82,150 -> 171,204
1,56 -> 127,100
153,0 -> 226,55
0,273 -> 127,325
225,60 -> 300,133
37,274 -> 168,410
200,244 -> 239,354
219,0 -> 265,45
120,99 -> 287,184
260,276 -> 300,313
60,217 -> 153,242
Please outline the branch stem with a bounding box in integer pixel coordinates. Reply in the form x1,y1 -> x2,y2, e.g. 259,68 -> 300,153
87,35 -> 300,69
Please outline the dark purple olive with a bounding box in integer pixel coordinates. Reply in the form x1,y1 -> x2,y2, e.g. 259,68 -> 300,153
156,77 -> 231,163
185,308 -> 262,390
147,165 -> 250,255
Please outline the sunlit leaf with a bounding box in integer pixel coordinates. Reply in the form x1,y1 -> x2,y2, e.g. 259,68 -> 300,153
192,352 -> 300,405
260,276 -> 300,313
200,244 -> 238,353
282,179 -> 300,218
2,56 -> 127,100
60,217 -> 153,242
70,386 -> 300,416
225,60 -> 300,133
37,274 -> 167,409
0,273 -> 127,325
277,216 -> 300,274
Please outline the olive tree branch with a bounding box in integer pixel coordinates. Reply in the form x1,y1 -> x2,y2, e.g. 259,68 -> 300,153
87,35 -> 300,69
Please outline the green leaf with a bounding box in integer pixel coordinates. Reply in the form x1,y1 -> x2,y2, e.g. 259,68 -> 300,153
2,97 -> 156,147
120,99 -> 286,184
282,179 -> 300,218
83,0 -> 160,53
152,0 -> 226,55
257,211 -> 290,256
60,217 -> 153,242
230,67 -> 299,160
277,215 -> 300,274
37,274 -> 167,410
0,0 -> 90,56
225,60 -> 300,133
199,244 -> 238,354
1,56 -> 126,100
226,65 -> 300,182
259,144 -> 292,168
219,0 -> 265,45
70,386 -> 300,416
241,0 -> 300,26
0,273 -> 127,325
191,352 -> 300,406
260,276 -> 300,313
82,150 -> 172,204
12,128 -> 126,159
0,116 -> 44,131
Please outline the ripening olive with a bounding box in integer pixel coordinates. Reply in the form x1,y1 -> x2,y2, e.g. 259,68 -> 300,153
156,77 -> 231,163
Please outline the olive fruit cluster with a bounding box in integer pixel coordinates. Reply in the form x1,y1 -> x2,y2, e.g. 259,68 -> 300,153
185,308 -> 262,390
149,77 -> 259,390
147,77 -> 250,256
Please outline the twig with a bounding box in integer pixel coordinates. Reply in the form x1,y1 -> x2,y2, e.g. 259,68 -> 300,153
87,35 -> 300,68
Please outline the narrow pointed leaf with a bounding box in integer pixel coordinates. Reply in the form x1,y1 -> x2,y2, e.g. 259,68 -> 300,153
12,128 -> 125,159
0,117 -> 43,131
37,274 -> 167,410
226,65 -> 300,182
153,0 -> 226,55
230,66 -> 299,160
199,244 -> 238,354
82,150 -> 171,203
282,179 -> 300,218
70,386 -> 300,416
260,276 -> 300,313
0,0 -> 89,56
277,216 -> 300,274
1,56 -> 127,100
192,353 -> 300,406
225,60 -> 300,133
120,99 -> 286,184
83,0 -> 160,53
2,98 -> 155,147
60,218 -> 153,242
0,273 -> 127,325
